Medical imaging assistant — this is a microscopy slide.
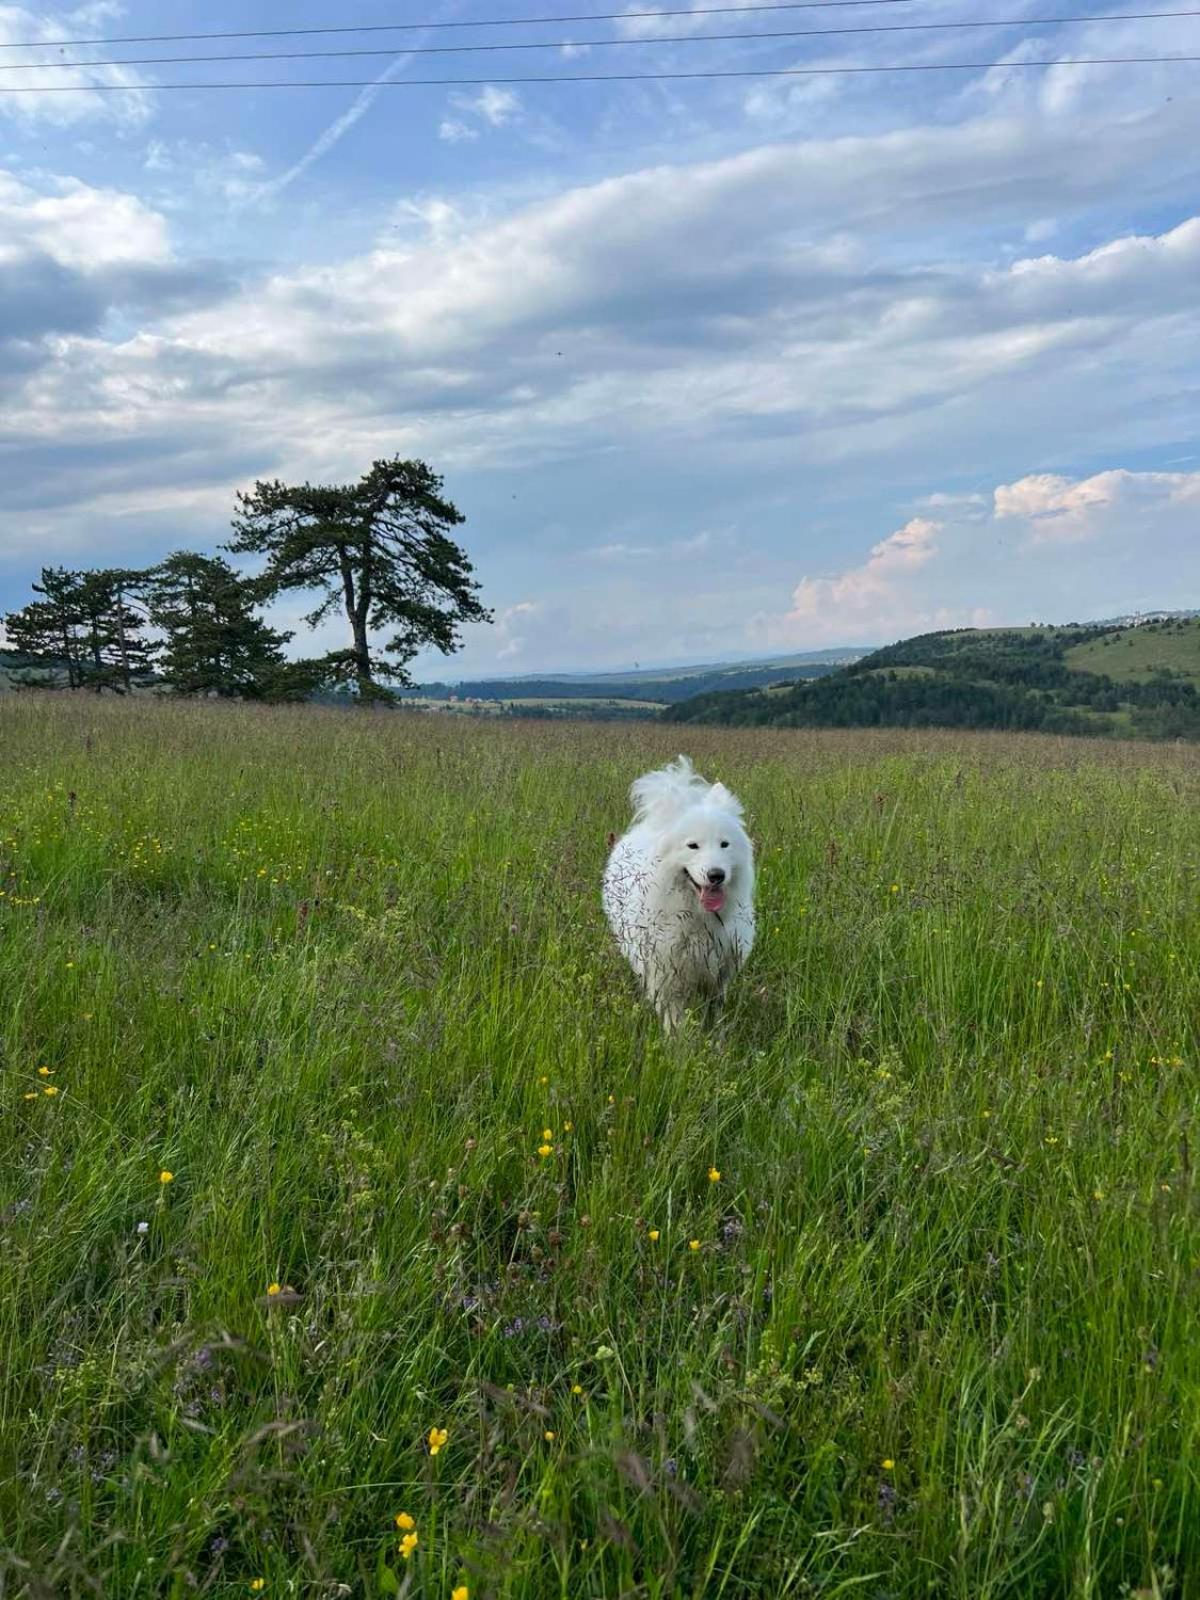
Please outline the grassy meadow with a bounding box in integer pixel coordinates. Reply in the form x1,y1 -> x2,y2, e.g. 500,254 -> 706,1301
2,695 -> 1199,1599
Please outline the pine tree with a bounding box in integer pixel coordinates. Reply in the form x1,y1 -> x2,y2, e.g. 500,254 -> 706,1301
146,552 -> 293,698
4,568 -> 88,687
227,457 -> 491,700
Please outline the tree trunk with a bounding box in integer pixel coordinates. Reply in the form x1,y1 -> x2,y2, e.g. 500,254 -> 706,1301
115,583 -> 131,693
350,613 -> 373,693
339,547 -> 374,695
59,616 -> 79,690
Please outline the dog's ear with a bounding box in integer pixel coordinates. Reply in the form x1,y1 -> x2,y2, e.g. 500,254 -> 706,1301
606,831 -> 617,851
708,781 -> 743,817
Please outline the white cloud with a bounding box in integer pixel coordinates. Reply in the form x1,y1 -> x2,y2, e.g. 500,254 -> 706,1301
447,85 -> 523,131
917,492 -> 988,514
494,599 -> 544,660
995,468 -> 1200,543
588,542 -> 655,561
766,518 -> 945,645
438,119 -> 480,144
0,168 -> 170,270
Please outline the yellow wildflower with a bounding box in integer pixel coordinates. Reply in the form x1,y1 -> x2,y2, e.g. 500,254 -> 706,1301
571,1383 -> 584,1395
37,1066 -> 53,1077
23,1091 -> 37,1101
159,1170 -> 174,1184
428,1426 -> 449,1456
249,1584 -> 266,1594
399,1531 -> 419,1560
542,1127 -> 553,1141
544,1430 -> 556,1441
395,1511 -> 415,1531
43,1085 -> 59,1097
267,1282 -> 281,1296
537,1143 -> 553,1158
882,1458 -> 895,1471
688,1239 -> 700,1252
452,1588 -> 470,1600
562,1120 -> 573,1132
708,1167 -> 721,1183
648,1229 -> 660,1241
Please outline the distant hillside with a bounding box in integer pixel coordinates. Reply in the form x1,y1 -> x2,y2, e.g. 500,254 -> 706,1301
406,648 -> 866,709
665,619 -> 1200,740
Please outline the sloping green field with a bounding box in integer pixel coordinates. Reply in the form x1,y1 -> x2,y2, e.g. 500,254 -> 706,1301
1065,618 -> 1200,684
2,697 -> 1198,1598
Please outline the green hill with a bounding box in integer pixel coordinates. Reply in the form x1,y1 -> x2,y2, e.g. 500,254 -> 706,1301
665,622 -> 1200,740
1064,615 -> 1200,683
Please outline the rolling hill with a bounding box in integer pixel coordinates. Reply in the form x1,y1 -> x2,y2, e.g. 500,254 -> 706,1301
403,647 -> 867,715
665,618 -> 1200,740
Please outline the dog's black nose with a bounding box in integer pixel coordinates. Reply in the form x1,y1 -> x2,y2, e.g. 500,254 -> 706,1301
706,867 -> 726,885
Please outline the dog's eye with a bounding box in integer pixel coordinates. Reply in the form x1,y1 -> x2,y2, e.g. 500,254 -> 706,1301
687,842 -> 699,849
720,841 -> 729,848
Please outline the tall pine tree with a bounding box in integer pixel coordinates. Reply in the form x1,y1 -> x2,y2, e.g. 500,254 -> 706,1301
227,457 -> 490,700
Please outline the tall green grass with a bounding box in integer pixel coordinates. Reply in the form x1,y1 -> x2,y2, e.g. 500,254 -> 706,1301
1,695 -> 1198,1598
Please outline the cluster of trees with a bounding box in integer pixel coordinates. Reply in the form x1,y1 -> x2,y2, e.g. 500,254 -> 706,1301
2,458 -> 490,703
5,556 -> 298,699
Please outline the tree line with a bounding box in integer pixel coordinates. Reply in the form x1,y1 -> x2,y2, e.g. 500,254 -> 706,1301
2,458 -> 490,703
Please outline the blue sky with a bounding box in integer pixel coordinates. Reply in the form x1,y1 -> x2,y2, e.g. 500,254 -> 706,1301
0,0 -> 1198,676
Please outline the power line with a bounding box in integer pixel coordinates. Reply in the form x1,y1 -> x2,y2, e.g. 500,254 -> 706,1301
6,12 -> 1198,73
1,55 -> 1195,90
0,0 -> 964,51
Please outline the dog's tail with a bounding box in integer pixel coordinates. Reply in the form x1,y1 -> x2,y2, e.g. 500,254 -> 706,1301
630,755 -> 717,823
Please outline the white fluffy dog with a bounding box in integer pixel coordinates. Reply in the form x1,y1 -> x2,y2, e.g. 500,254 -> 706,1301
603,755 -> 756,1031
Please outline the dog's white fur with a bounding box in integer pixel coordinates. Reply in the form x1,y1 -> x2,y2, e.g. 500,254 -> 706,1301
602,755 -> 756,1031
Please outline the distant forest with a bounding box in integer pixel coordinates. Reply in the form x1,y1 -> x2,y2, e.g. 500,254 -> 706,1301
666,623 -> 1200,740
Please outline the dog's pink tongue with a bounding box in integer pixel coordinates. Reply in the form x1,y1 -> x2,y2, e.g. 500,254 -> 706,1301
700,885 -> 726,913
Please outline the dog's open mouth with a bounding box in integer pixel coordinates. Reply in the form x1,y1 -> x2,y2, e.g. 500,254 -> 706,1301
686,872 -> 726,914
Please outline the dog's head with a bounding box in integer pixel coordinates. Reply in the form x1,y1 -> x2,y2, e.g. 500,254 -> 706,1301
663,784 -> 753,916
